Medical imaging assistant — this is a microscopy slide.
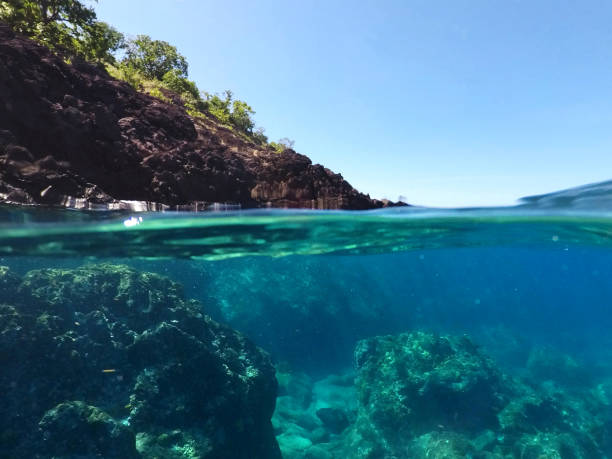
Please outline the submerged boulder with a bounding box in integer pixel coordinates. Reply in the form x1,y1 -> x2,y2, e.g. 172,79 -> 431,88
526,345 -> 591,387
0,264 -> 280,458
340,331 -> 606,458
38,401 -> 138,458
353,331 -> 506,438
315,407 -> 350,435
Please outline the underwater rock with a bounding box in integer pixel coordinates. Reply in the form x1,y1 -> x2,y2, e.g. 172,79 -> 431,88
0,264 -> 280,458
597,416 -> 612,455
296,445 -> 333,459
526,345 -> 590,387
353,331 -> 505,438
276,428 -> 314,457
407,431 -> 478,459
275,395 -> 321,433
272,369 -> 358,457
511,432 -> 601,459
340,331 -> 607,458
497,386 -> 567,436
0,264 -> 21,304
38,401 -> 138,458
277,368 -> 314,408
494,378 -> 605,458
315,408 -> 350,434
310,372 -> 359,415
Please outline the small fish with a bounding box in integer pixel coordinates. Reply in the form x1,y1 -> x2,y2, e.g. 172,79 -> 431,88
102,369 -> 117,373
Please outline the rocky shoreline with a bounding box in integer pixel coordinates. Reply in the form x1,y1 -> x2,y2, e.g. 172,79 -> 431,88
0,23 -> 401,211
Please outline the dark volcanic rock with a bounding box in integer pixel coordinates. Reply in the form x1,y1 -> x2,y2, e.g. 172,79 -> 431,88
0,264 -> 281,459
0,23 -> 398,210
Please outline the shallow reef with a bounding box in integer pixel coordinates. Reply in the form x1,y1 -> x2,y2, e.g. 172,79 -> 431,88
342,331 -> 605,457
0,264 -> 280,458
3,261 -> 612,459
272,332 -> 612,458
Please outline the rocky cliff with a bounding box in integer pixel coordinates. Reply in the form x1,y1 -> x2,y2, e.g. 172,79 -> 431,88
0,23 -> 396,210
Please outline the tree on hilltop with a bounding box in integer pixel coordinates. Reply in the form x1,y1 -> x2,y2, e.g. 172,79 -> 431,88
122,34 -> 188,80
0,0 -> 123,63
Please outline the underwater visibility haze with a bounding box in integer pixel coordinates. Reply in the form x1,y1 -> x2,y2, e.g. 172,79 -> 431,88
2,201 -> 612,458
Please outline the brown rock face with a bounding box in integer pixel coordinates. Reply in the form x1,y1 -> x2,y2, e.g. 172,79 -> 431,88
0,23 -> 397,210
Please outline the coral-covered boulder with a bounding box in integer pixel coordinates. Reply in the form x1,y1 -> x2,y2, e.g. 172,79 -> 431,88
353,331 -> 506,438
341,331 -> 606,458
38,401 -> 138,458
0,264 -> 280,459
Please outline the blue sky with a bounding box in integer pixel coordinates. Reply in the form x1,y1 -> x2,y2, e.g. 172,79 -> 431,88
95,0 -> 612,207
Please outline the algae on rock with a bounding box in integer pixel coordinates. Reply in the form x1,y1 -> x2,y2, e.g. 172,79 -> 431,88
0,263 -> 280,458
341,331 -> 606,458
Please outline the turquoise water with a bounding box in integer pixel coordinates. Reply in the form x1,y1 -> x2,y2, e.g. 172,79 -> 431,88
2,206 -> 612,458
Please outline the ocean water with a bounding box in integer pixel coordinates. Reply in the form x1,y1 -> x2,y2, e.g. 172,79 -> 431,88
2,205 -> 612,458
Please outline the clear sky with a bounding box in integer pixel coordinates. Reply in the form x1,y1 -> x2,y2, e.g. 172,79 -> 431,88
94,0 -> 612,207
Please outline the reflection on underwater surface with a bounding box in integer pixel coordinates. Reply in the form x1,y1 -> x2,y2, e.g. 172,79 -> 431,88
2,207 -> 612,457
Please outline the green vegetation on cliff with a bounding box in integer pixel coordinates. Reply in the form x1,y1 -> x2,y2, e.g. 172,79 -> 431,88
0,0 -> 293,149
0,0 -> 122,63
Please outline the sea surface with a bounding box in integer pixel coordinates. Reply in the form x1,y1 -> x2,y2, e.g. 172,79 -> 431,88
2,204 -> 612,458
